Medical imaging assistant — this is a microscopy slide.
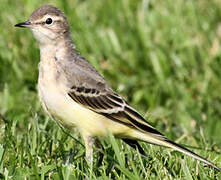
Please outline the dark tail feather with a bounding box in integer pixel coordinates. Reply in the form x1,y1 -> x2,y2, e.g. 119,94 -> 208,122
140,130 -> 221,171
164,139 -> 221,171
123,139 -> 147,157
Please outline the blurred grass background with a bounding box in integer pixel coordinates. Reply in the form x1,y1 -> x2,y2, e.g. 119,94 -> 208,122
0,0 -> 221,179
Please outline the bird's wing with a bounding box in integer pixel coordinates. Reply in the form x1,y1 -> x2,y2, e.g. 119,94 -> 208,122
67,81 -> 164,137
58,50 -> 163,137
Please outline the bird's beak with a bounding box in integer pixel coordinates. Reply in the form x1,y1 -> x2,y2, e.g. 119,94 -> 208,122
14,21 -> 31,28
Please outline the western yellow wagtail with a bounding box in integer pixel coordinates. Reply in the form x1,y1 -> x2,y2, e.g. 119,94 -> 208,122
15,5 -> 220,171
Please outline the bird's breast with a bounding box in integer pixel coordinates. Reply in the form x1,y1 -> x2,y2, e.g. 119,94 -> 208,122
37,58 -> 77,129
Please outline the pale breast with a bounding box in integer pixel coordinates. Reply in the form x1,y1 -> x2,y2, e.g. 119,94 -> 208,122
38,59 -> 78,129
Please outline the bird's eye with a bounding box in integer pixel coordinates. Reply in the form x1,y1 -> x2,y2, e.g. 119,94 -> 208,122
45,18 -> 53,25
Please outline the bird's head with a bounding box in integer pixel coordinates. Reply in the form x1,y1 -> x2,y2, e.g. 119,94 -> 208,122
15,5 -> 70,45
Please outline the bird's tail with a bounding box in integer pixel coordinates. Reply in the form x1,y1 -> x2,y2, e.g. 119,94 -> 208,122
132,130 -> 221,171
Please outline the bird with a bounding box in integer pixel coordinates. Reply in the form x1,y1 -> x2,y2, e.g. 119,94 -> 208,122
15,5 -> 220,171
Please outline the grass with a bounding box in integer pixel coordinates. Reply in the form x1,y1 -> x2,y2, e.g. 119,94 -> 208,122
0,0 -> 221,179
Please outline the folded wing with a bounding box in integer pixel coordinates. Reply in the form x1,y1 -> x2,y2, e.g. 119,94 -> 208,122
68,85 -> 164,137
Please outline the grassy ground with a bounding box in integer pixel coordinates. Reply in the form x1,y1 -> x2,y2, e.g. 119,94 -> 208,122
0,0 -> 221,179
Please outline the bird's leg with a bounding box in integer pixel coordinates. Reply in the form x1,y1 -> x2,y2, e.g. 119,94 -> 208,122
95,139 -> 104,166
82,135 -> 94,164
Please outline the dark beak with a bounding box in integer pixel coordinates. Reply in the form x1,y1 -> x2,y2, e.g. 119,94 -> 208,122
14,21 -> 31,28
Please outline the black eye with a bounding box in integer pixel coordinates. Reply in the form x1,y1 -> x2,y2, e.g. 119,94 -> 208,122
45,18 -> 53,25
